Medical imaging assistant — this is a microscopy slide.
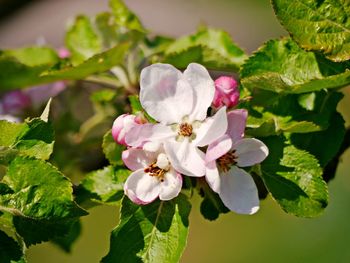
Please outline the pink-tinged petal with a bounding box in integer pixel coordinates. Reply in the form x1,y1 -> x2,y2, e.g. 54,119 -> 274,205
112,114 -> 142,146
124,169 -> 161,204
124,188 -> 150,205
164,140 -> 205,177
205,161 -> 221,193
183,63 -> 215,121
226,109 -> 247,143
205,135 -> 232,163
125,123 -> 173,147
218,166 -> 259,215
122,148 -> 157,171
233,138 -> 269,167
194,107 -> 228,147
159,169 -> 182,201
140,63 -> 193,124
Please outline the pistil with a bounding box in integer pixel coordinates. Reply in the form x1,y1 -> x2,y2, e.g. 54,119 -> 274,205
178,123 -> 193,137
217,150 -> 237,173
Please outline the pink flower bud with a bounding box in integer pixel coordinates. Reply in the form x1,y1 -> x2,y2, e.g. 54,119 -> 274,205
58,47 -> 70,59
212,76 -> 239,109
112,114 -> 144,146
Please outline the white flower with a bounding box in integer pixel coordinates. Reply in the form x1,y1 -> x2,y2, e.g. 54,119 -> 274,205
126,63 -> 228,177
123,143 -> 182,204
205,109 -> 269,214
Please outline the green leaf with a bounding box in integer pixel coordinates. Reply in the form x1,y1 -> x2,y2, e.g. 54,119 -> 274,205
246,90 -> 343,137
0,118 -> 54,162
290,112 -> 346,167
0,157 -> 87,245
297,92 -> 316,111
199,181 -> 229,221
42,44 -> 129,81
240,38 -> 350,94
109,0 -> 146,33
260,137 -> 328,217
78,166 -> 129,205
0,230 -> 25,263
102,131 -> 124,166
0,121 -> 28,147
272,0 -> 350,62
102,194 -> 191,263
51,220 -> 81,253
163,27 -> 247,71
0,47 -> 59,90
65,15 -> 102,65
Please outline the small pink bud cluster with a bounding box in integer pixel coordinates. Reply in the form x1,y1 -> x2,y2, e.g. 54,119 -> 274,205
212,76 -> 239,109
1,91 -> 31,115
111,114 -> 145,146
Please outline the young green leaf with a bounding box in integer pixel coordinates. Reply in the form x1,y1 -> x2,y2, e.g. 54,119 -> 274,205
77,166 -> 129,205
272,0 -> 350,62
95,12 -> 120,48
163,27 -> 247,71
109,0 -> 146,33
102,194 -> 191,263
240,38 -> 350,94
260,137 -> 328,218
102,131 -> 124,166
0,44 -> 129,90
65,15 -> 102,65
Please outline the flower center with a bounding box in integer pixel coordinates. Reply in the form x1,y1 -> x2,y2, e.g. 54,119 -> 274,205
217,150 -> 237,173
144,162 -> 166,182
178,123 -> 193,137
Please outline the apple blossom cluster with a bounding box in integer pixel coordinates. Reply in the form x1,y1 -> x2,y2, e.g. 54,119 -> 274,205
112,63 -> 269,215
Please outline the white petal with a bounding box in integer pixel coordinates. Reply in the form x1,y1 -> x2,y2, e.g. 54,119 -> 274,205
164,140 -> 205,177
205,161 -> 221,193
218,166 -> 259,214
143,141 -> 161,152
122,148 -> 157,171
226,109 -> 248,143
205,135 -> 232,163
233,138 -> 269,167
184,63 -> 215,121
125,123 -> 174,147
124,169 -> 161,204
140,63 -> 194,124
194,107 -> 228,147
159,169 -> 182,201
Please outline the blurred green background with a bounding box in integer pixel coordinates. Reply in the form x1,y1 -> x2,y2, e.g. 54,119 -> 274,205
1,0 -> 349,262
